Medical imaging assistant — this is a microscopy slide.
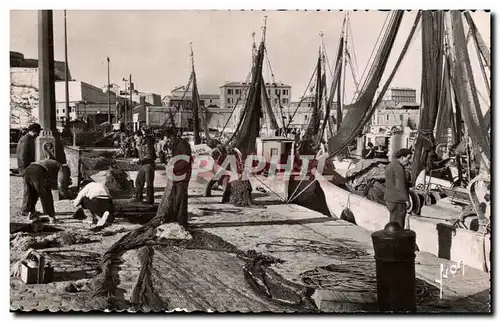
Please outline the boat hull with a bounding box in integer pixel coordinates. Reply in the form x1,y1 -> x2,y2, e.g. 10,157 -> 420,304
313,171 -> 490,272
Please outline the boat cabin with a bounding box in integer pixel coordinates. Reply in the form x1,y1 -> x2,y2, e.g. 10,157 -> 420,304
256,136 -> 295,164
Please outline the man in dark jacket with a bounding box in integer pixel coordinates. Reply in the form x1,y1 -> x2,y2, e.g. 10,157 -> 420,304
384,148 -> 412,228
132,130 -> 156,204
16,123 -> 42,176
22,158 -> 63,223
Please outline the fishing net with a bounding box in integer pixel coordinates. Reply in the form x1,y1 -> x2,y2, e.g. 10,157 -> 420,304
191,71 -> 202,145
303,55 -> 325,143
260,74 -> 279,131
411,11 -> 445,183
226,41 -> 265,156
105,167 -> 133,194
449,11 -> 490,164
300,262 -> 441,304
90,137 -> 192,310
327,11 -> 405,157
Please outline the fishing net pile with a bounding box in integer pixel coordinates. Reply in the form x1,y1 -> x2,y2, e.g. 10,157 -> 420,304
90,137 -> 192,311
105,167 -> 134,195
80,150 -> 116,172
344,159 -> 388,205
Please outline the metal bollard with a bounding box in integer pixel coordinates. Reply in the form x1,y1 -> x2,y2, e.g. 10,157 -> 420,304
371,222 -> 417,312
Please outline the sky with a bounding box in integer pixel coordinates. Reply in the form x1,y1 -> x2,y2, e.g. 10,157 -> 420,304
10,10 -> 490,104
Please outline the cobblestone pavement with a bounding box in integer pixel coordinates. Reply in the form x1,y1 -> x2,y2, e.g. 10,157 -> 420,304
9,174 -> 285,312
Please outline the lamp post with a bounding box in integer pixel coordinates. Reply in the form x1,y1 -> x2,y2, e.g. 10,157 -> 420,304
64,10 -> 70,121
37,10 -> 66,163
107,57 -> 111,128
122,77 -> 129,126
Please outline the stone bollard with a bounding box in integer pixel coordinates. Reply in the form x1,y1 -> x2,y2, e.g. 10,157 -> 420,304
371,222 -> 417,312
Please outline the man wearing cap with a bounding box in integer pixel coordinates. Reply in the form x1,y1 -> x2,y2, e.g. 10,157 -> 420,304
16,123 -> 42,176
384,148 -> 412,228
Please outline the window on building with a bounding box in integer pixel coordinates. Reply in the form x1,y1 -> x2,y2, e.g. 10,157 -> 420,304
282,89 -> 288,96
62,109 -> 65,113
274,98 -> 278,104
305,115 -> 308,121
227,89 -> 233,95
227,98 -> 231,104
386,115 -> 389,121
400,115 -> 403,122
268,89 -> 271,95
56,109 -> 59,114
275,89 -> 280,96
235,89 -> 240,95
282,98 -> 288,104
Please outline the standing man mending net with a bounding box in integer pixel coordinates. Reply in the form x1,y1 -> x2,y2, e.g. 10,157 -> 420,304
131,129 -> 156,205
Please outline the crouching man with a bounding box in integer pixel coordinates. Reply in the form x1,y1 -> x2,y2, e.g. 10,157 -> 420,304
22,159 -> 66,224
73,181 -> 114,228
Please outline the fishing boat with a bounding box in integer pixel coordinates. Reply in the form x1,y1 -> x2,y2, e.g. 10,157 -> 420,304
309,11 -> 491,272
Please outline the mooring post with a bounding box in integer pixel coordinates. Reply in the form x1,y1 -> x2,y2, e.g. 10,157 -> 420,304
371,222 -> 417,312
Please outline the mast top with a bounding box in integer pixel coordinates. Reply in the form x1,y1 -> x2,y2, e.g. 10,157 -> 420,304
190,42 -> 195,71
319,31 -> 324,55
262,16 -> 268,43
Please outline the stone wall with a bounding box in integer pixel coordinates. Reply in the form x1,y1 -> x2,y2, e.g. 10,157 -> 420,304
10,68 -> 40,128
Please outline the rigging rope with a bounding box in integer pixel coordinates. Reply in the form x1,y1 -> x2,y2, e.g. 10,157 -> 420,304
348,17 -> 360,81
264,47 -> 287,129
325,11 -> 406,161
218,69 -> 253,139
164,75 -> 193,129
321,36 -> 335,83
346,51 -> 360,102
357,12 -> 390,94
285,65 -> 318,131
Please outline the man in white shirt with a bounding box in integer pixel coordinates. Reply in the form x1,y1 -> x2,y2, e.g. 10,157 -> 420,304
74,181 -> 114,227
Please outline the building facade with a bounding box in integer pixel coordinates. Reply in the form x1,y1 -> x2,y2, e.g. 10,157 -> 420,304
370,100 -> 420,130
388,87 -> 417,104
55,81 -> 122,123
220,81 -> 291,109
10,50 -> 71,128
162,85 -> 221,109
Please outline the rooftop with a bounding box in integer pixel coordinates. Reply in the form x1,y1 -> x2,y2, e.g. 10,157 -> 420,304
220,81 -> 291,88
390,87 -> 417,91
258,136 -> 295,142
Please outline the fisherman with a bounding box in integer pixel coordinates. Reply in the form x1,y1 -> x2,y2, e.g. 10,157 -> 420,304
426,149 -> 453,181
21,158 -> 65,223
73,181 -> 114,227
16,123 -> 42,176
131,130 -> 156,204
364,142 -> 375,159
384,148 -> 412,229
221,149 -> 257,207
204,140 -> 227,197
156,134 -> 169,165
375,144 -> 386,158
